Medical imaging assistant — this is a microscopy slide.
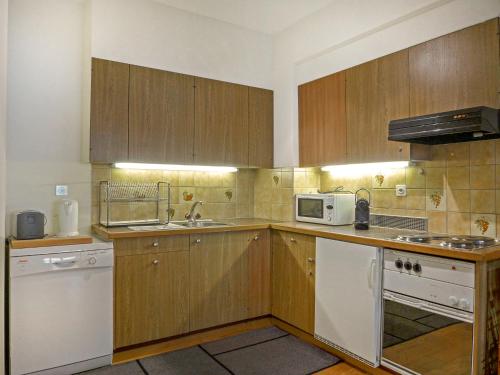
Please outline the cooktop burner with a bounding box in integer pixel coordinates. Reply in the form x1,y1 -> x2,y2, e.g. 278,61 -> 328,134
392,234 -> 498,250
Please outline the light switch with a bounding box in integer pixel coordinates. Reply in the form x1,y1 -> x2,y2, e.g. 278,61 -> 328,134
395,185 -> 407,197
55,185 -> 68,196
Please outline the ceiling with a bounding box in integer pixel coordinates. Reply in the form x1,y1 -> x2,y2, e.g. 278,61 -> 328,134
153,0 -> 335,34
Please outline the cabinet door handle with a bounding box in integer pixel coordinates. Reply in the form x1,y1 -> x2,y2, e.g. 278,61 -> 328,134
194,239 -> 201,244
253,235 -> 260,241
308,271 -> 313,276
307,257 -> 315,263
290,237 -> 297,243
152,259 -> 159,265
152,241 -> 159,247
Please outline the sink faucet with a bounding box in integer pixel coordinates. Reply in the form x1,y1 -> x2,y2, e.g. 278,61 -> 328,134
185,201 -> 203,224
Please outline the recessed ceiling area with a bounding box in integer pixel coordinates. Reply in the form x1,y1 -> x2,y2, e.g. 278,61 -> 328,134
152,0 -> 335,34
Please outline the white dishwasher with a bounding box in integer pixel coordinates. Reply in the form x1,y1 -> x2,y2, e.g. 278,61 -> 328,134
10,242 -> 114,375
315,238 -> 382,367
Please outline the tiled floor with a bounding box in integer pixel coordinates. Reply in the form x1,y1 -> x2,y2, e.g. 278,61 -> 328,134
79,326 -> 343,375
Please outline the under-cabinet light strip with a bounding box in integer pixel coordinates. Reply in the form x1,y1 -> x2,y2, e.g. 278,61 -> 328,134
114,163 -> 238,172
321,161 -> 409,175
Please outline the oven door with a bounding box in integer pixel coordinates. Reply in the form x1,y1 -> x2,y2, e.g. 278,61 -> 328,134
296,196 -> 326,224
382,291 -> 473,375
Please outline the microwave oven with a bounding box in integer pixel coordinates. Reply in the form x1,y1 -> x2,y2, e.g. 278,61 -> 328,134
295,193 -> 355,225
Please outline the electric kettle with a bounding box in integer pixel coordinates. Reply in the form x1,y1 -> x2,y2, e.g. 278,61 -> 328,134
354,188 -> 370,230
57,199 -> 79,237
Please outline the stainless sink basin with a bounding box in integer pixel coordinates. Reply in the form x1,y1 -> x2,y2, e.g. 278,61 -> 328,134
172,220 -> 231,228
127,220 -> 231,231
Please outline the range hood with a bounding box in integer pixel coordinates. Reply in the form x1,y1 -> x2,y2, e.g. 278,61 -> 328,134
388,106 -> 500,145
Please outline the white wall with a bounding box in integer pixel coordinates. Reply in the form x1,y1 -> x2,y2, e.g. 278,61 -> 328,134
90,0 -> 273,88
6,0 -> 274,236
7,0 -> 91,236
273,0 -> 500,167
0,0 -> 7,371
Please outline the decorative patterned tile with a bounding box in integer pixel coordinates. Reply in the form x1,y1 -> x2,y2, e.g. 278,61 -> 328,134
471,214 -> 496,237
426,189 -> 446,211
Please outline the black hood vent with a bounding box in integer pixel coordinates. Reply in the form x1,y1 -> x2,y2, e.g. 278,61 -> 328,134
388,106 -> 500,145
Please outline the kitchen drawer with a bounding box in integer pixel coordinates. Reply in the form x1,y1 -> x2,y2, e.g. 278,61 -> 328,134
276,230 -> 315,249
114,235 -> 189,256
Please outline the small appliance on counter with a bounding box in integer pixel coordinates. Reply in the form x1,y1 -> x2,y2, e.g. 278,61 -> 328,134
296,193 -> 355,225
354,188 -> 370,230
14,211 -> 46,240
57,199 -> 79,237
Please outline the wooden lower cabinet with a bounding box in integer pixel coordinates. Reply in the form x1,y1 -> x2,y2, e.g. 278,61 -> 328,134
113,229 -> 271,347
114,250 -> 190,348
272,231 -> 316,334
248,230 -> 272,318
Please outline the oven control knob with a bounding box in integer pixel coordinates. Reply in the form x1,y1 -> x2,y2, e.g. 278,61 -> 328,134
395,259 -> 403,269
412,263 -> 422,273
459,298 -> 469,309
404,261 -> 412,271
449,296 -> 458,306
326,205 -> 334,210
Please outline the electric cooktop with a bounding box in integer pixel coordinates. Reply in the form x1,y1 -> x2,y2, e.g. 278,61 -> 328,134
392,234 -> 498,250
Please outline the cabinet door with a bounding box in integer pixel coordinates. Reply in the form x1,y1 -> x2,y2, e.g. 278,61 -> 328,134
249,88 -> 274,168
114,251 -> 190,348
299,72 -> 347,167
346,50 -> 410,163
90,58 -> 129,163
410,18 -> 499,116
248,230 -> 271,318
272,231 -> 315,334
194,78 -> 249,166
129,66 -> 195,164
189,232 -> 249,331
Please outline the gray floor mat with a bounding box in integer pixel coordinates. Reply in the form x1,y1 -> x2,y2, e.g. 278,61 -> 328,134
215,334 -> 339,375
76,361 -> 144,375
201,326 -> 288,355
139,346 -> 230,375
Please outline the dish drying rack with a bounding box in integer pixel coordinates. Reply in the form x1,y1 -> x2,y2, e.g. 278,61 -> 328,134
98,181 -> 171,227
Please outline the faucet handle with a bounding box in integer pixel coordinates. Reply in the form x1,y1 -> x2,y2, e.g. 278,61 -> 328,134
195,213 -> 202,220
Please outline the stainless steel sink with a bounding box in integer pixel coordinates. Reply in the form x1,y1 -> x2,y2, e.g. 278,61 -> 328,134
172,220 -> 231,228
127,220 -> 231,231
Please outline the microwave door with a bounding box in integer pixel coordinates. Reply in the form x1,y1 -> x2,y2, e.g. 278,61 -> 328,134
382,292 -> 473,375
297,198 -> 324,219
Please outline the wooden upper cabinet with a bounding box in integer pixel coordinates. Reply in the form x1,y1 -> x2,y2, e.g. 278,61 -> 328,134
410,18 -> 500,116
194,78 -> 249,166
249,88 -> 274,168
129,66 -> 195,164
90,58 -> 129,163
346,50 -> 412,163
299,72 -> 347,167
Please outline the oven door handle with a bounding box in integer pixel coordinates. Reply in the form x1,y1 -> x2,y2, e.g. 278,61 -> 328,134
384,291 -> 474,323
384,291 -> 423,309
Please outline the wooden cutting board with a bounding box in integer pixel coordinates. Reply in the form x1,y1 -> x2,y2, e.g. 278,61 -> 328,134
9,235 -> 93,249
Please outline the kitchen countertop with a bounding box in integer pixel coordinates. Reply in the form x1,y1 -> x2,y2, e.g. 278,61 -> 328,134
92,219 -> 500,262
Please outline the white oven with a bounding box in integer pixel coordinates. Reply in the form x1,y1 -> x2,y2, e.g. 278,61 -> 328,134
382,249 -> 475,375
295,193 -> 354,225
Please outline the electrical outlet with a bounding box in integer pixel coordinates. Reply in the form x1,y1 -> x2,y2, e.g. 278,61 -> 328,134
55,185 -> 68,196
395,184 -> 407,197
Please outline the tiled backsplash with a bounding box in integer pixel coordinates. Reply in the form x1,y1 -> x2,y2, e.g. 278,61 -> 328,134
254,168 -> 319,221
91,139 -> 500,238
321,140 -> 500,237
91,166 -> 255,224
